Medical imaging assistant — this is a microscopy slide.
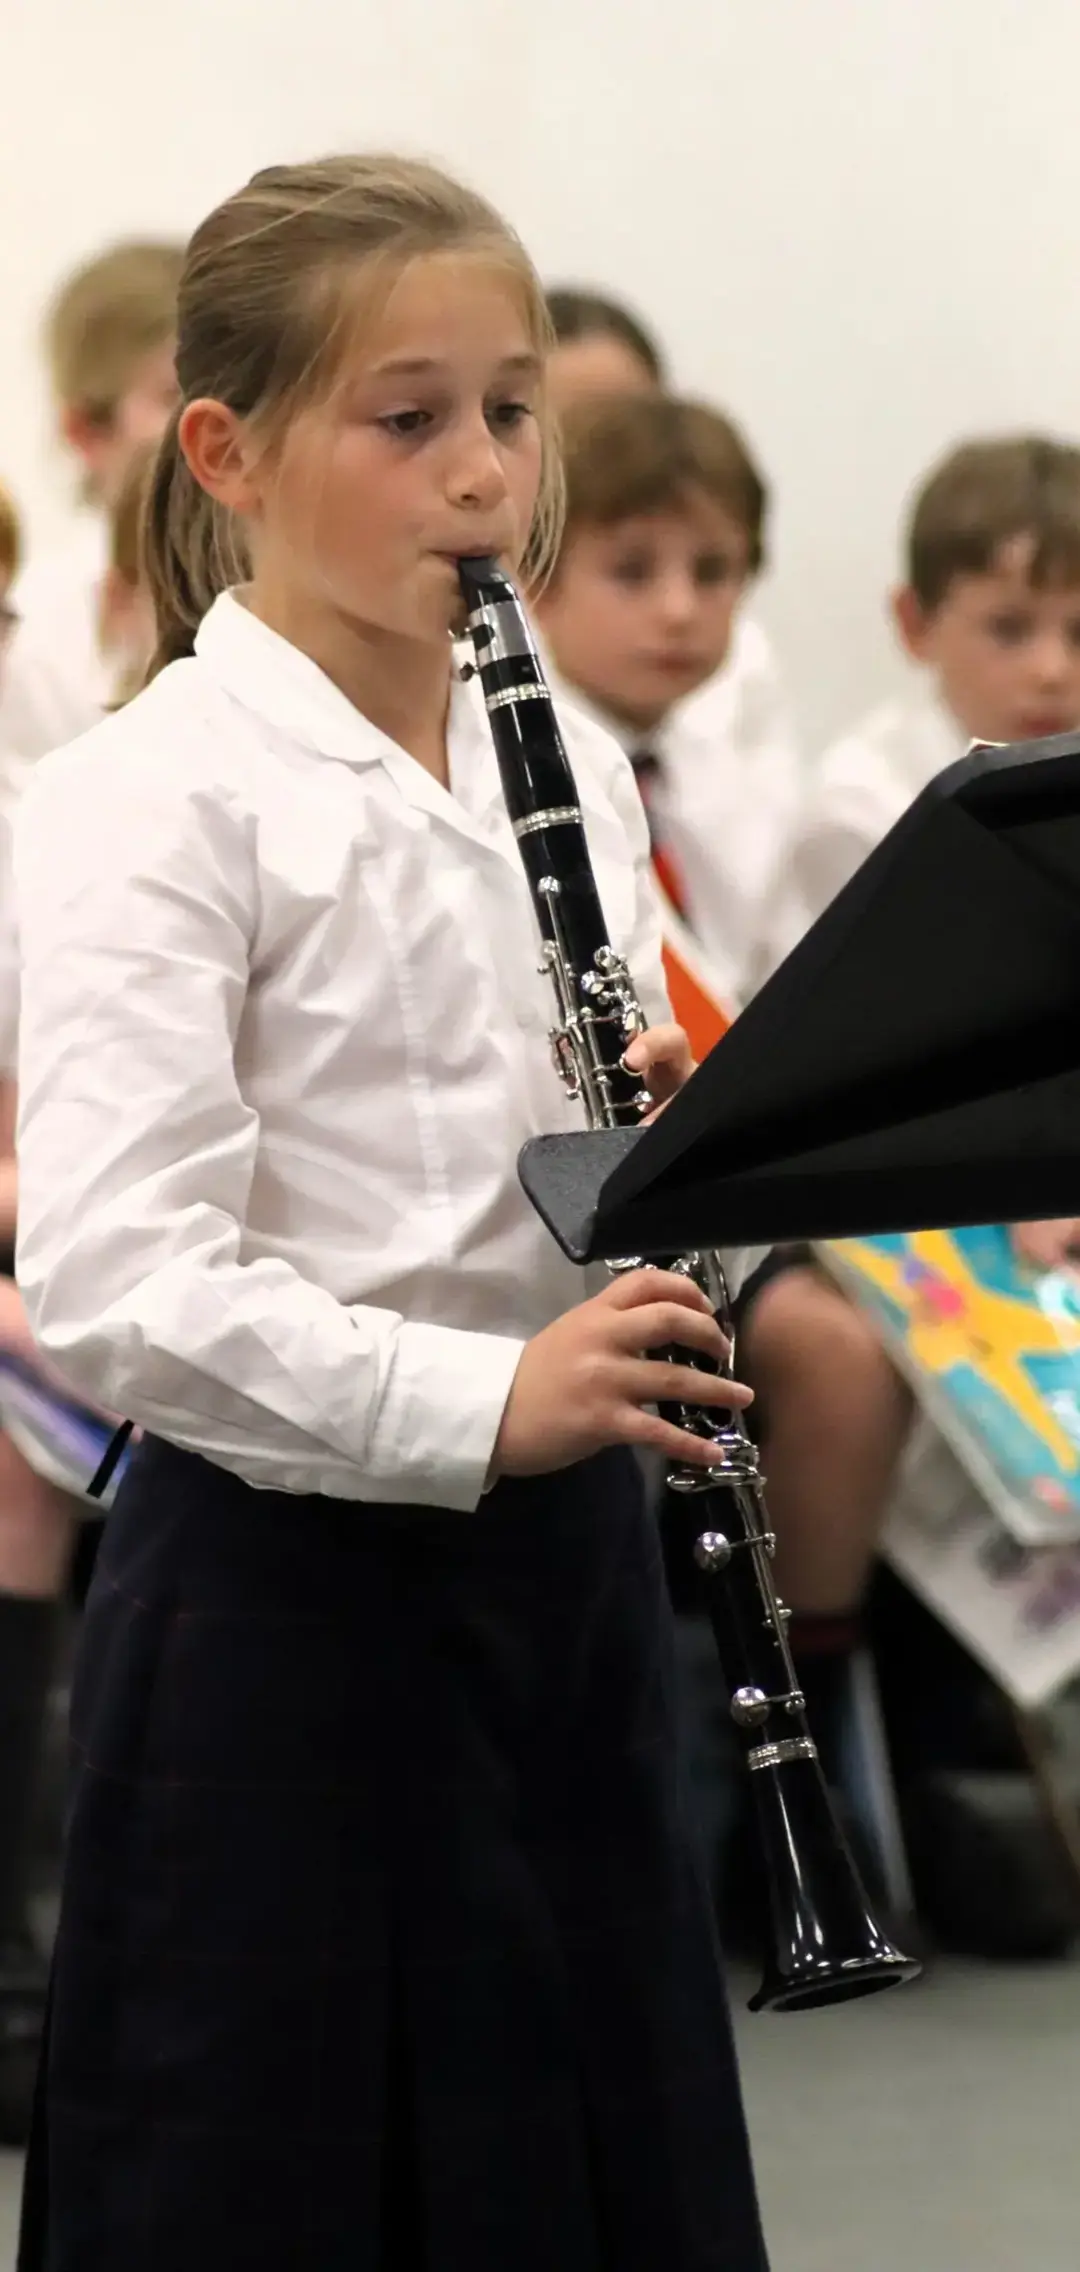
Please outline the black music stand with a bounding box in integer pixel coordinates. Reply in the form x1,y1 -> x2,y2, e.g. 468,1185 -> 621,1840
520,731 -> 1080,1260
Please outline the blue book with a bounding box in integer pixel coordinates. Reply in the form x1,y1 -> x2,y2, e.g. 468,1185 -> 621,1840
0,1348 -> 132,1508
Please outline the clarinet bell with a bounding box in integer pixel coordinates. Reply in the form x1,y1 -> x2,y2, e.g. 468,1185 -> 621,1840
746,1753 -> 921,2012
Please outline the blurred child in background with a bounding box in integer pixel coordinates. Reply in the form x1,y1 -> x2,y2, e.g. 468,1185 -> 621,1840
0,475 -> 82,2140
768,433 -> 1080,1276
0,240 -> 180,796
546,289 -> 801,914
539,389 -> 800,1003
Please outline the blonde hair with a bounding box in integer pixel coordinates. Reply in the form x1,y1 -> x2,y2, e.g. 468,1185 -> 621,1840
46,240 -> 182,424
0,480 -> 20,584
145,153 -> 562,679
100,441 -> 156,706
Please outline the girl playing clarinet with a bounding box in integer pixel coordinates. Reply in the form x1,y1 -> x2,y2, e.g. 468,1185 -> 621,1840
14,154 -> 768,2271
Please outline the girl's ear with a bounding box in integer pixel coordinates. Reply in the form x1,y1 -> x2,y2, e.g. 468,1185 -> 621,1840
178,400 -> 262,516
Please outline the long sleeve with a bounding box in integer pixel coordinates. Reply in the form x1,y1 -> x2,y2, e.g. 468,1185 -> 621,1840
754,776 -> 889,985
788,769 -> 904,929
757,696 -> 963,982
14,743 -> 523,1511
659,622 -> 803,1006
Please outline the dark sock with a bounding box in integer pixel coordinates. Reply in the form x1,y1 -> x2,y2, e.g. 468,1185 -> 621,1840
0,1594 -> 57,1957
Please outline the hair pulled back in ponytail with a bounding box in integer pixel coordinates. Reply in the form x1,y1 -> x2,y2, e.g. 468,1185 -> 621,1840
143,408 -> 249,676
141,153 -> 561,685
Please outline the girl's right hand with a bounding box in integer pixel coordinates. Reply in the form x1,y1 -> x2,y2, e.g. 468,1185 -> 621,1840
490,1268 -> 753,1481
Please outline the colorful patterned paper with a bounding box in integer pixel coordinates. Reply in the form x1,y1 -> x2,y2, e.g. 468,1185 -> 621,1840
824,1227 -> 1080,1546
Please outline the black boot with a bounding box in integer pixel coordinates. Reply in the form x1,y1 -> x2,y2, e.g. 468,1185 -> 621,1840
0,1594 -> 57,2145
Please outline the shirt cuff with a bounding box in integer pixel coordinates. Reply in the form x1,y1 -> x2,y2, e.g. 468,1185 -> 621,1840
366,1319 -> 526,1512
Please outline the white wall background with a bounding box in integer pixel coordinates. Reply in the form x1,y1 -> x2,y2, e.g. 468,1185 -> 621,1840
5,0 -> 1080,746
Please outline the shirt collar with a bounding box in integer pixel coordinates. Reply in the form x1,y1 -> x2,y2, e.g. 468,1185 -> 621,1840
193,589 -> 516,860
195,590 -> 406,769
542,658 -> 640,756
542,652 -> 695,771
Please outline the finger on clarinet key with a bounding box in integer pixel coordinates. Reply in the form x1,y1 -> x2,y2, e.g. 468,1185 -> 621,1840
625,1359 -> 752,1411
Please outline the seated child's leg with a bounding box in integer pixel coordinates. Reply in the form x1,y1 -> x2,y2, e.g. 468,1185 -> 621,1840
737,1258 -> 911,1618
0,1430 -> 72,1601
0,1275 -> 74,1596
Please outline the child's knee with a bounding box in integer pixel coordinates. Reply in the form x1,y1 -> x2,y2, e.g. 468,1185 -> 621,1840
741,1263 -> 901,1404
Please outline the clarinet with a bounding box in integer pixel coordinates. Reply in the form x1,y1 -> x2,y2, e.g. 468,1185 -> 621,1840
459,555 -> 920,2012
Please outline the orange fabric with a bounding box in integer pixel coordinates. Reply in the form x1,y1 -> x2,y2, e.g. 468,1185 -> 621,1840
651,841 -> 689,922
647,847 -> 732,1057
660,939 -> 730,1060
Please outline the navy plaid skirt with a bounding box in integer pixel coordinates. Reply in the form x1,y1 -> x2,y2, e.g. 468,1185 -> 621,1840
20,1436 -> 768,2271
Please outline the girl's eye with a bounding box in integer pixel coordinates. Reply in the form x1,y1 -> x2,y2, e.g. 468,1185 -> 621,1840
487,401 -> 531,432
378,410 -> 433,438
609,558 -> 652,588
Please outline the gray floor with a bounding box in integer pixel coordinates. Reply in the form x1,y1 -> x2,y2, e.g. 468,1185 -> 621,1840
0,1955 -> 1076,2268
734,1955 -> 1080,2271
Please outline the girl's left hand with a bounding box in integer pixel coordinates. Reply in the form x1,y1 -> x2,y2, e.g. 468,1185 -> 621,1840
622,1023 -> 695,1117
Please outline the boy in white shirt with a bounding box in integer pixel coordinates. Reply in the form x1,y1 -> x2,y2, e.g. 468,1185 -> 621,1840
773,434 -> 1080,958
545,290 -> 800,967
772,432 -> 1080,1275
0,240 -> 181,800
536,387 -> 801,1007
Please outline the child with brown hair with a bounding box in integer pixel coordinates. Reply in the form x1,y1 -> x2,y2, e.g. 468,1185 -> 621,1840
0,241 -> 181,787
13,157 -> 769,2271
545,300 -> 801,905
537,390 -> 801,1010
774,435 -> 1080,948
545,285 -> 665,409
771,433 -> 1080,1270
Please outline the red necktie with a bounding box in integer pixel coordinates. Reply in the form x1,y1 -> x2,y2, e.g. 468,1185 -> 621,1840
630,750 -> 689,919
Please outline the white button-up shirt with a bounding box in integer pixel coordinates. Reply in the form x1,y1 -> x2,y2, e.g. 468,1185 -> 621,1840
0,519 -> 111,811
667,621 -> 803,978
551,616 -> 802,1010
13,591 -> 672,1512
760,683 -> 967,978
